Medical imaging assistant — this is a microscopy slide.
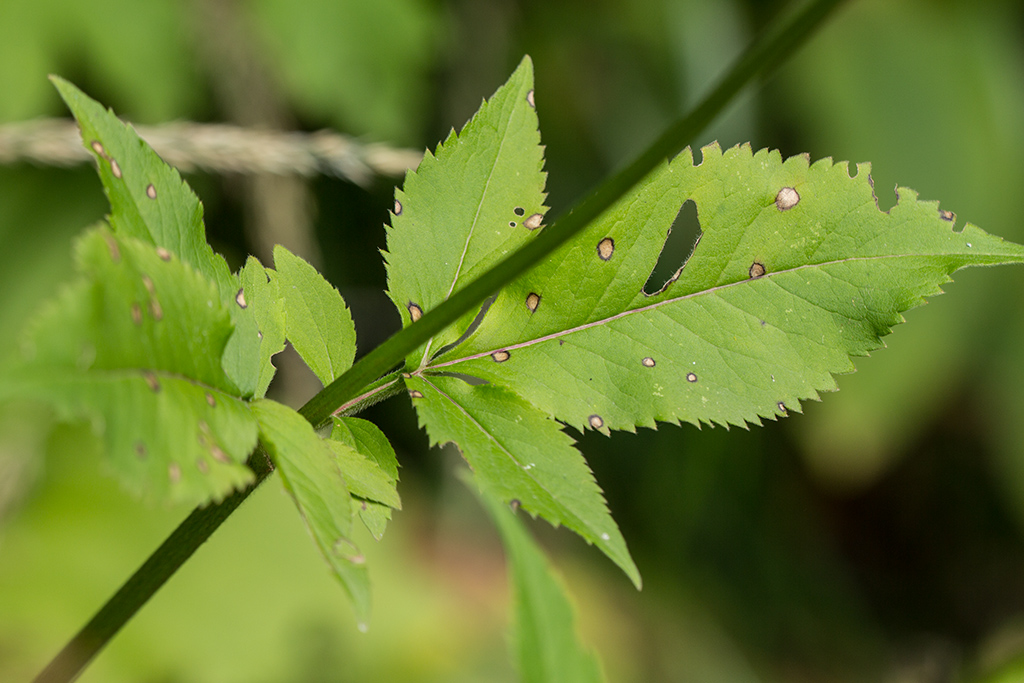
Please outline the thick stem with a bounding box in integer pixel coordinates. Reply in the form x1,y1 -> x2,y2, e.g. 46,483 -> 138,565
34,1 -> 847,680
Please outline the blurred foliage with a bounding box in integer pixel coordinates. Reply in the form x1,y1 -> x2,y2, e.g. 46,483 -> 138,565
4,0 -> 1024,681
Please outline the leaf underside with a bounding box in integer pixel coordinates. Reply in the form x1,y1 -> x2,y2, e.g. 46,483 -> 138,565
251,399 -> 371,623
51,76 -> 270,398
4,228 -> 257,505
386,58 -> 1024,585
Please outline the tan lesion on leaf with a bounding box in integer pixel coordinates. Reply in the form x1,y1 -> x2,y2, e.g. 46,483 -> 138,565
408,302 -> 423,322
597,237 -> 614,261
775,186 -> 799,210
525,292 -> 541,312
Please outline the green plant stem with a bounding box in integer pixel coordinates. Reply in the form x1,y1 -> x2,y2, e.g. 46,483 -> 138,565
32,449 -> 276,683
35,1 -> 847,680
298,0 -> 847,429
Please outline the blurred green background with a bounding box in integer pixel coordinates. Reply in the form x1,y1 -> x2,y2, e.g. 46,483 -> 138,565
4,0 -> 1024,680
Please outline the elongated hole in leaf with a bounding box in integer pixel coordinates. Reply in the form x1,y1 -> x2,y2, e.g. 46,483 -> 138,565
430,295 -> 495,361
643,200 -> 701,295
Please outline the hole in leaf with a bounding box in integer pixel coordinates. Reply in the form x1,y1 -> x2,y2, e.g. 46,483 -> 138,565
643,200 -> 701,295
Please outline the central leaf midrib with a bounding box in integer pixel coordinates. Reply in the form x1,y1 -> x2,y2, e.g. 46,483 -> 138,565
423,250 -> 980,370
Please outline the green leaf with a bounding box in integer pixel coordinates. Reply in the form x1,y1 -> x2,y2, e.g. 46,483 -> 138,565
274,245 -> 357,386
52,77 -> 263,397
406,374 -> 638,587
425,143 -> 1024,433
238,257 -> 286,398
2,227 -> 257,505
331,416 -> 400,480
384,55 -> 547,369
329,417 -> 401,540
474,481 -> 604,683
249,398 -> 370,624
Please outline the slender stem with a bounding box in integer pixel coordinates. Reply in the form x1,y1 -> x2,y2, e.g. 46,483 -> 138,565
34,1 -> 847,680
32,450 -> 276,683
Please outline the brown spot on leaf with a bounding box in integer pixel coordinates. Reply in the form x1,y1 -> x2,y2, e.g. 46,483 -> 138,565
394,199 -> 403,215
168,462 -> 181,483
210,445 -> 230,463
939,209 -> 955,221
524,213 -> 543,230
526,89 -> 535,107
492,350 -> 510,362
90,141 -> 106,157
235,288 -> 247,308
135,442 -> 147,458
589,414 -> 604,430
110,159 -> 122,179
409,390 -> 424,399
196,458 -> 209,474
156,247 -> 171,261
525,292 -> 540,312
206,393 -> 216,407
775,186 -> 800,210
142,276 -> 155,294
686,372 -> 698,383
104,234 -> 121,262
131,303 -> 143,325
146,184 -> 157,199
778,401 -> 787,414
597,238 -> 615,261
144,372 -> 160,392
749,262 -> 766,278
642,357 -> 656,367
149,299 -> 163,321
408,302 -> 423,322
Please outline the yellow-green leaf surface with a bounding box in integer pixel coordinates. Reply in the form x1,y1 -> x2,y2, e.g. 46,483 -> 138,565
384,55 -> 547,368
476,485 -> 604,683
330,416 -> 400,540
239,256 -> 286,399
250,398 -> 370,623
2,228 -> 257,505
386,62 -> 1024,584
274,245 -> 356,385
407,374 -> 638,587
427,144 -> 1024,433
52,77 -> 267,397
